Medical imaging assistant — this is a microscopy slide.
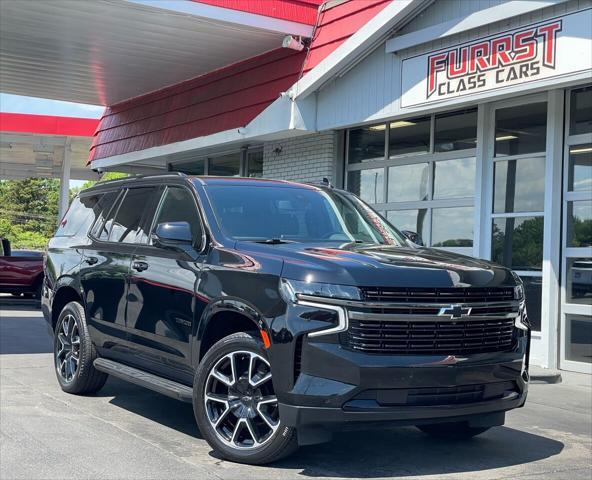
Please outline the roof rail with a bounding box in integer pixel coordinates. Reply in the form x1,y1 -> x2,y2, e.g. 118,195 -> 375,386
83,172 -> 187,190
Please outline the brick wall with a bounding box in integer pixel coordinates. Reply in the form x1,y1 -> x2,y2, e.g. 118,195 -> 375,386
262,132 -> 339,184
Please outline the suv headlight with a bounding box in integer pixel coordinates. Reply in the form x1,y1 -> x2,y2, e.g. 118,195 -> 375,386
279,278 -> 361,303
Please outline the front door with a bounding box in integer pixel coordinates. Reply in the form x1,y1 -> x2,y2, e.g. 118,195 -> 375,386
560,85 -> 592,374
126,185 -> 206,384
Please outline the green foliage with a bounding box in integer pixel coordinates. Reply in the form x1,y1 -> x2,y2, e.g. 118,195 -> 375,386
492,217 -> 545,270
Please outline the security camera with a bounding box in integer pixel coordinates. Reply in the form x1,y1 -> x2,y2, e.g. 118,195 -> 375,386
282,35 -> 304,51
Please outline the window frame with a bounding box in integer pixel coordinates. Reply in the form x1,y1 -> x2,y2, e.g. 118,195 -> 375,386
87,188 -> 124,242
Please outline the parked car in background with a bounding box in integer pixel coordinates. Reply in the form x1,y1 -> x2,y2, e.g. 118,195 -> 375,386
0,238 -> 44,299
43,174 -> 530,465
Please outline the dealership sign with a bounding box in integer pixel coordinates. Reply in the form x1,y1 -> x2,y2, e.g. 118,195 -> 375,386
401,9 -> 592,108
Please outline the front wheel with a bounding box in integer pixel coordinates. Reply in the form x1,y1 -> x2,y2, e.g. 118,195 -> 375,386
417,422 -> 491,439
193,332 -> 298,464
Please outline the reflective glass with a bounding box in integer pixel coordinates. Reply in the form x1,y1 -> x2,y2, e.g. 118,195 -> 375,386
492,216 -> 544,270
522,276 -> 542,331
386,209 -> 427,243
433,158 -> 475,199
431,207 -> 474,247
570,86 -> 592,135
493,157 -> 545,213
209,153 -> 240,176
347,169 -> 384,204
566,315 -> 592,364
434,109 -> 477,152
567,258 -> 592,305
495,102 -> 547,157
387,163 -> 429,202
567,200 -> 592,247
389,117 -> 430,157
170,158 -> 205,175
348,126 -> 385,163
568,145 -> 592,192
247,150 -> 263,178
110,187 -> 157,243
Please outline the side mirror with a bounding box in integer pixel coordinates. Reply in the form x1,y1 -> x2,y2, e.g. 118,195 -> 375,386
401,230 -> 424,246
152,222 -> 196,255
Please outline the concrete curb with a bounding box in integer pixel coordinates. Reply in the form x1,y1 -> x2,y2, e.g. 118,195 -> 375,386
529,366 -> 562,384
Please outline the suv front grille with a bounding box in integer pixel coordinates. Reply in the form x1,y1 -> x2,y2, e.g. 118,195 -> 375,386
342,286 -> 519,355
346,318 -> 515,355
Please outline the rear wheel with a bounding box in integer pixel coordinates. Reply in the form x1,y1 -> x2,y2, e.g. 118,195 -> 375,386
417,422 -> 491,439
54,301 -> 107,394
193,332 -> 298,464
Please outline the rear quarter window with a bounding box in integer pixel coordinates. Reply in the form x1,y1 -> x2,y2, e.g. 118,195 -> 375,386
57,191 -> 117,238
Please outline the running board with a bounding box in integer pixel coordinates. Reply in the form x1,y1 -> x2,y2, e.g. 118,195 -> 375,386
93,358 -> 193,403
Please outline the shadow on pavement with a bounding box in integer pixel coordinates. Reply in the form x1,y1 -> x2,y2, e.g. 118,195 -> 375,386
99,376 -> 563,477
0,304 -> 53,354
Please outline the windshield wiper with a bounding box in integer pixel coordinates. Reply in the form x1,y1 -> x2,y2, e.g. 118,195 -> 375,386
251,238 -> 297,244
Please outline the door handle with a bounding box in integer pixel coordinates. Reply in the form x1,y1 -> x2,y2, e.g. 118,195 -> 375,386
84,256 -> 98,265
132,261 -> 149,272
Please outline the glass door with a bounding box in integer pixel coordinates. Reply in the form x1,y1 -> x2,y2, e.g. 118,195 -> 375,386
560,85 -> 592,374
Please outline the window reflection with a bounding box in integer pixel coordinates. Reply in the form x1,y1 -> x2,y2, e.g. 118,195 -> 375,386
570,86 -> 592,135
170,158 -> 205,175
389,117 -> 430,157
348,126 -> 385,163
567,200 -> 592,247
347,169 -> 384,204
568,145 -> 592,192
566,315 -> 592,364
433,158 -> 475,199
387,163 -> 429,202
432,207 -> 474,247
434,109 -> 477,152
247,150 -> 264,178
209,153 -> 241,176
495,102 -> 547,157
494,157 -> 545,213
567,258 -> 592,305
492,216 -> 544,270
387,209 -> 427,241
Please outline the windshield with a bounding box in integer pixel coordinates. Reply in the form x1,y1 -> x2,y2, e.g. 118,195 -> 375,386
204,185 -> 406,245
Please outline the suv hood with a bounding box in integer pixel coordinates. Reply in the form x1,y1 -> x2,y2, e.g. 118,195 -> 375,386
239,242 -> 516,288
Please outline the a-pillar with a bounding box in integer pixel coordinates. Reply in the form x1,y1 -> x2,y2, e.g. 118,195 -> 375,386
58,139 -> 72,222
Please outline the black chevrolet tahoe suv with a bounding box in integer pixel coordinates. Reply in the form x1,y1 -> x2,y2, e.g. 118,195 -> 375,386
43,174 -> 530,464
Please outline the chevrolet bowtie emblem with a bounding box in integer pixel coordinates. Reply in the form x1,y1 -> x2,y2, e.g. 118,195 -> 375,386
438,304 -> 472,319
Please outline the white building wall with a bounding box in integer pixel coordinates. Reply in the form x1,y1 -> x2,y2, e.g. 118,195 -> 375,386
262,132 -> 338,184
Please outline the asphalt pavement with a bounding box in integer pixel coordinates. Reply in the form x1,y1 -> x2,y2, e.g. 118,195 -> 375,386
1,303 -> 591,480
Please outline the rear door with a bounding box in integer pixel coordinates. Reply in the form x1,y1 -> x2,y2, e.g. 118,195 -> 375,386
126,184 -> 206,384
81,186 -> 158,362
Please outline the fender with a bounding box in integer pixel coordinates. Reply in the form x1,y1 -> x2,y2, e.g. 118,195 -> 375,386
193,297 -> 267,366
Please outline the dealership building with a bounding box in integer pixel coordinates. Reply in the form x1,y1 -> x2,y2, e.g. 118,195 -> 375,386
1,0 -> 591,372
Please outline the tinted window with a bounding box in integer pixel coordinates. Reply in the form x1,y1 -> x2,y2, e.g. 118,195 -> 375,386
153,187 -> 203,247
570,86 -> 592,135
56,193 -> 107,237
494,157 -> 545,213
209,153 -> 240,176
347,168 -> 384,204
87,191 -> 120,240
495,102 -> 547,157
109,187 -> 157,243
492,216 -> 544,270
348,126 -> 385,163
434,109 -> 477,152
389,117 -> 430,157
170,158 -> 205,175
568,145 -> 592,192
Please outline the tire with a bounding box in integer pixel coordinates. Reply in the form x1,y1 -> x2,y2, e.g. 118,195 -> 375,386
417,422 -> 491,439
193,332 -> 298,465
53,301 -> 108,395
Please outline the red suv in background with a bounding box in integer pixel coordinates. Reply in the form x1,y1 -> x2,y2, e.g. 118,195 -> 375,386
0,238 -> 44,299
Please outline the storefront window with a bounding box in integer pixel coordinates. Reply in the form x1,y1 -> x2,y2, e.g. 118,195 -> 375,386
348,126 -> 385,163
247,150 -> 263,178
389,117 -> 430,157
491,216 -> 544,270
209,153 -> 240,176
170,158 -> 205,175
495,102 -> 547,157
387,209 -> 427,241
568,145 -> 592,192
387,163 -> 429,202
493,157 -> 545,213
570,86 -> 592,135
433,157 -> 475,199
434,109 -> 477,152
565,315 -> 592,364
523,276 -> 542,332
567,258 -> 592,305
347,168 -> 384,204
567,200 -> 592,247
431,207 -> 474,247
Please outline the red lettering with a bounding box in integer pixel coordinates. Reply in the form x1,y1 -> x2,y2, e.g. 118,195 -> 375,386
469,42 -> 490,73
428,53 -> 447,97
537,21 -> 562,68
514,29 -> 536,61
491,36 -> 512,67
448,47 -> 468,78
